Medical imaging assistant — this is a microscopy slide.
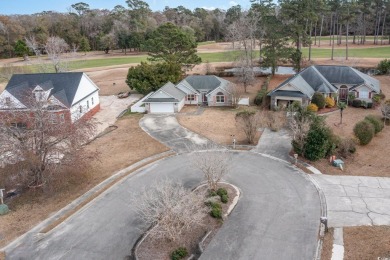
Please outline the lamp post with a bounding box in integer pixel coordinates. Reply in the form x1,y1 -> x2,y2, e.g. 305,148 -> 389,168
231,134 -> 236,149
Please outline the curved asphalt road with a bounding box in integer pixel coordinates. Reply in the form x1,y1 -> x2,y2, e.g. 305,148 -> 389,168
6,115 -> 320,259
6,152 -> 320,260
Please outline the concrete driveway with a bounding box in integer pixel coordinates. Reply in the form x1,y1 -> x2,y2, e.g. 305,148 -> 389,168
5,152 -> 320,260
312,175 -> 390,227
252,128 -> 292,162
93,95 -> 142,135
140,114 -> 218,153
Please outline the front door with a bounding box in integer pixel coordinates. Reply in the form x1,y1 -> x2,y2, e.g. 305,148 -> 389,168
339,86 -> 348,101
202,93 -> 207,103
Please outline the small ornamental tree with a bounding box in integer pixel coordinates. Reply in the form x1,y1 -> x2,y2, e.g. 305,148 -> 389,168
303,117 -> 333,161
132,179 -> 206,242
354,120 -> 375,145
235,110 -> 259,144
192,149 -> 232,191
311,92 -> 326,109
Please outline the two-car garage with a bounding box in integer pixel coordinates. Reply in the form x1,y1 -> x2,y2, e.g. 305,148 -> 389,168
149,103 -> 175,113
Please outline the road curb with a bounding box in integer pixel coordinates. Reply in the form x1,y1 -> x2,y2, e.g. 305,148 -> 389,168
1,150 -> 175,254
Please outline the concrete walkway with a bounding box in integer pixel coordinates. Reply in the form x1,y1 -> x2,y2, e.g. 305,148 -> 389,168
140,114 -> 219,153
312,175 -> 390,227
252,128 -> 292,162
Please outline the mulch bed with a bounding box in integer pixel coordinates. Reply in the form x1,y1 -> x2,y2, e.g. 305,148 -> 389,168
136,183 -> 237,260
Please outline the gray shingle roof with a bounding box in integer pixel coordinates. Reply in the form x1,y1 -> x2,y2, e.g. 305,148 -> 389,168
160,82 -> 186,100
268,90 -> 307,98
184,75 -> 228,90
5,72 -> 85,108
269,65 -> 380,98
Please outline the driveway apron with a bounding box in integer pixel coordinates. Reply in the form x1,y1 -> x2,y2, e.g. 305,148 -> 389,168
252,128 -> 292,162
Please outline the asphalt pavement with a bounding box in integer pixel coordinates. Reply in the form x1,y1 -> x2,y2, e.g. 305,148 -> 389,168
5,152 -> 320,260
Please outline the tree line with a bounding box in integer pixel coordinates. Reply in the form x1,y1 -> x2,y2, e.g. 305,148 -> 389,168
1,0 -> 390,59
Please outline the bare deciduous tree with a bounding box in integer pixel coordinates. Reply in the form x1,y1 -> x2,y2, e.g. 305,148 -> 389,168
382,100 -> 390,125
228,15 -> 258,93
0,93 -> 96,187
45,36 -> 70,73
288,106 -> 314,155
226,82 -> 243,108
192,149 -> 232,191
235,110 -> 260,144
132,179 -> 206,242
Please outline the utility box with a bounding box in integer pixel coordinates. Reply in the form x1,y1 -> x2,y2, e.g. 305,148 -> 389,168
333,159 -> 344,167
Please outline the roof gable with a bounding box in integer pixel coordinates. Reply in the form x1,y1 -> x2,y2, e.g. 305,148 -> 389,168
4,72 -> 85,108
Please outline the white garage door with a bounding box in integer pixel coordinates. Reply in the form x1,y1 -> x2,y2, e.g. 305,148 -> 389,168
150,103 -> 174,113
359,90 -> 369,99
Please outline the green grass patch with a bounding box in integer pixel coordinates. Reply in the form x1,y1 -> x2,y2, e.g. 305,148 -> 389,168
68,56 -> 148,70
302,46 -> 390,58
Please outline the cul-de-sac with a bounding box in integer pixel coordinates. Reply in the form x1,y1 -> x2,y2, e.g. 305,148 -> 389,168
1,1 -> 390,259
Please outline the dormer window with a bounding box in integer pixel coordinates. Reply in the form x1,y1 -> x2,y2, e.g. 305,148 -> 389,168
33,89 -> 45,102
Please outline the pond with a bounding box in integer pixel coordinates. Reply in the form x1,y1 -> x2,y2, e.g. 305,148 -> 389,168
224,66 -> 296,75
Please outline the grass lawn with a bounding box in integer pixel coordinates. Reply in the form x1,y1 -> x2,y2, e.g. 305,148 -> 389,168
302,46 -> 390,58
197,41 -> 216,46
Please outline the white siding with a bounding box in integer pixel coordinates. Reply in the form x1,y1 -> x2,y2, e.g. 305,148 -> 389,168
177,98 -> 185,112
0,90 -> 26,109
71,74 -> 100,106
70,91 -> 99,122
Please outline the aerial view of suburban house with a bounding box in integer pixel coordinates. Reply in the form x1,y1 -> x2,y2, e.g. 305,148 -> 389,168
0,72 -> 100,124
268,65 -> 381,109
142,75 -> 234,113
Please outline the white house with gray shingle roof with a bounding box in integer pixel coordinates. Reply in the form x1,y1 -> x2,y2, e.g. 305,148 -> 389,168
0,72 -> 100,124
268,65 -> 380,109
143,75 -> 234,113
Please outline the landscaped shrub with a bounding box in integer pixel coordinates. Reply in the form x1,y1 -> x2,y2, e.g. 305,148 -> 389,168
209,202 -> 222,219
325,97 -> 335,108
307,103 -> 318,112
311,92 -> 326,109
353,120 -> 375,145
208,190 -> 217,197
221,194 -> 228,204
377,59 -> 390,75
254,89 -> 268,106
365,115 -> 384,134
348,93 -> 356,106
336,138 -> 356,158
216,188 -> 227,197
171,247 -> 188,260
303,117 -> 334,161
352,99 -> 362,108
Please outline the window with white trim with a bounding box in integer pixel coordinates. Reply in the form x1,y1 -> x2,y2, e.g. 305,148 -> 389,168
87,100 -> 90,109
91,97 -> 94,105
216,92 -> 225,103
50,113 -> 57,124
5,97 -> 11,105
60,114 -> 65,123
187,94 -> 195,101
